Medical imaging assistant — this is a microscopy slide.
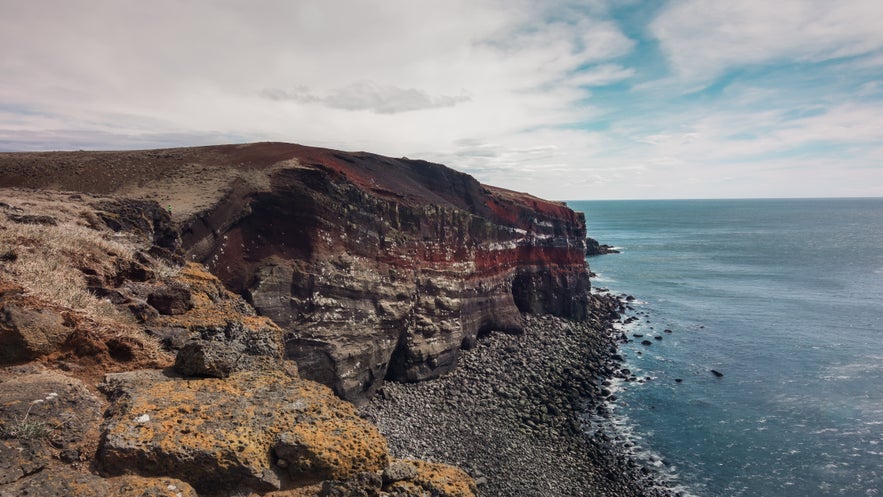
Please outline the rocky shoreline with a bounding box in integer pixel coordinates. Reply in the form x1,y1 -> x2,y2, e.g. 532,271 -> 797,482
360,293 -> 677,497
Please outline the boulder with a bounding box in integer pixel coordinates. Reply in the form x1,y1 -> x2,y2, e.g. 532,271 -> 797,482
0,366 -> 103,481
0,466 -> 196,497
146,286 -> 192,315
382,460 -> 419,483
99,369 -> 388,495
0,303 -> 72,363
384,460 -> 477,497
173,318 -> 286,378
173,340 -> 239,378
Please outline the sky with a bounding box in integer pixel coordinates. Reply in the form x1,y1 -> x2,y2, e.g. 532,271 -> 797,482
2,0 -> 883,200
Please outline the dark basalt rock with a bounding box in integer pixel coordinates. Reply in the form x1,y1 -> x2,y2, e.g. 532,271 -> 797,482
146,285 -> 192,316
585,237 -> 620,255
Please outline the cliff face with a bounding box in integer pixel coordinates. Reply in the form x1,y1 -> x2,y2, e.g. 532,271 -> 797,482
181,145 -> 590,403
0,142 -> 591,403
0,190 -> 477,497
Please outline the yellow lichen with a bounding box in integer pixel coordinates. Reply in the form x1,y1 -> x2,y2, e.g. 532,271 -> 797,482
405,460 -> 478,497
103,370 -> 389,491
109,475 -> 198,497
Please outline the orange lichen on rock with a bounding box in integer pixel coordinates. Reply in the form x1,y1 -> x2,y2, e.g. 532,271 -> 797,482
99,369 -> 389,495
276,414 -> 388,481
386,460 -> 478,497
260,483 -> 324,497
153,263 -> 279,334
109,475 -> 199,497
0,464 -> 198,497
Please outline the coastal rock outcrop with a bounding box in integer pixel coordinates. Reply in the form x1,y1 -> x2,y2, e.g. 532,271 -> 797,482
0,142 -> 671,496
98,369 -> 389,495
0,142 -> 593,403
178,144 -> 590,402
585,237 -> 620,256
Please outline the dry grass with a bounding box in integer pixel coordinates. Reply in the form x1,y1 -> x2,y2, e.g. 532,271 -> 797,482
0,220 -> 134,319
0,213 -> 175,367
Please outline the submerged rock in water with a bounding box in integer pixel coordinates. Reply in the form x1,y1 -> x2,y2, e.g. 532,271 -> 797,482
586,237 -> 621,255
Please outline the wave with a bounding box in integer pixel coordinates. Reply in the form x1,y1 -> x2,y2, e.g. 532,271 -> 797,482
591,273 -> 616,283
586,401 -> 705,497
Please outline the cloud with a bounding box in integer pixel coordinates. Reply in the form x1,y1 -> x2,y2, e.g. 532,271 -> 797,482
261,81 -> 470,114
1,0 -> 882,200
651,0 -> 883,84
566,64 -> 636,87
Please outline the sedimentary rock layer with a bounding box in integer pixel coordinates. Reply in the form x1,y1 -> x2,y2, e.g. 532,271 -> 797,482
0,142 -> 591,403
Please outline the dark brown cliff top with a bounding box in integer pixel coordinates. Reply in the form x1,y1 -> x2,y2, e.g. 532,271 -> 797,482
0,142 -> 570,222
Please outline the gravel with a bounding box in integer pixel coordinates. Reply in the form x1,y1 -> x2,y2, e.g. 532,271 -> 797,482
360,293 -> 678,497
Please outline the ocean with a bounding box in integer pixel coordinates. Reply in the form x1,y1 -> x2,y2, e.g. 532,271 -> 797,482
569,198 -> 883,497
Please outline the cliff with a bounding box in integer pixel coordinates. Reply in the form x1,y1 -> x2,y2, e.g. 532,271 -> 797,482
0,188 -> 476,496
0,142 -> 591,403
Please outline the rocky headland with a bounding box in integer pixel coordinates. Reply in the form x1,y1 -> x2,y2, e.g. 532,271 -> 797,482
0,142 -> 672,496
585,237 -> 620,256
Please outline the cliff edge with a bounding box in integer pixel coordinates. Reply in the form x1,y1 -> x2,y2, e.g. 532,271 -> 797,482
0,142 -> 591,404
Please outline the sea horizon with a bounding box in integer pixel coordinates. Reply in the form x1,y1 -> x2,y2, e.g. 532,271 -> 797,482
565,195 -> 883,202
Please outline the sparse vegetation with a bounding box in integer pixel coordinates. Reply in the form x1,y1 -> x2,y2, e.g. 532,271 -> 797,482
0,193 -> 176,367
0,394 -> 57,441
0,213 -> 134,319
0,417 -> 52,441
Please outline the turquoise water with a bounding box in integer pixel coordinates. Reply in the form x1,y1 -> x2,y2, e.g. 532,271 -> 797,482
569,198 -> 883,497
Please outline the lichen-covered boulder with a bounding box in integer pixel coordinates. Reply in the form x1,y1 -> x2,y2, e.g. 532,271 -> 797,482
0,466 -> 196,497
385,460 -> 477,497
143,263 -> 288,377
98,369 -> 389,495
0,365 -> 103,479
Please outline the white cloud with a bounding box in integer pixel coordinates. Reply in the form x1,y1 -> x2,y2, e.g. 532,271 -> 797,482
261,82 -> 470,114
651,0 -> 883,83
1,0 -> 882,200
0,1 -> 632,165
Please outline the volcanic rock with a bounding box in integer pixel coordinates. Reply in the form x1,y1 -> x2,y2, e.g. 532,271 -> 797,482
98,369 -> 389,495
585,237 -> 620,255
0,366 -> 104,491
0,299 -> 72,363
1,143 -> 593,403
0,466 -> 197,497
